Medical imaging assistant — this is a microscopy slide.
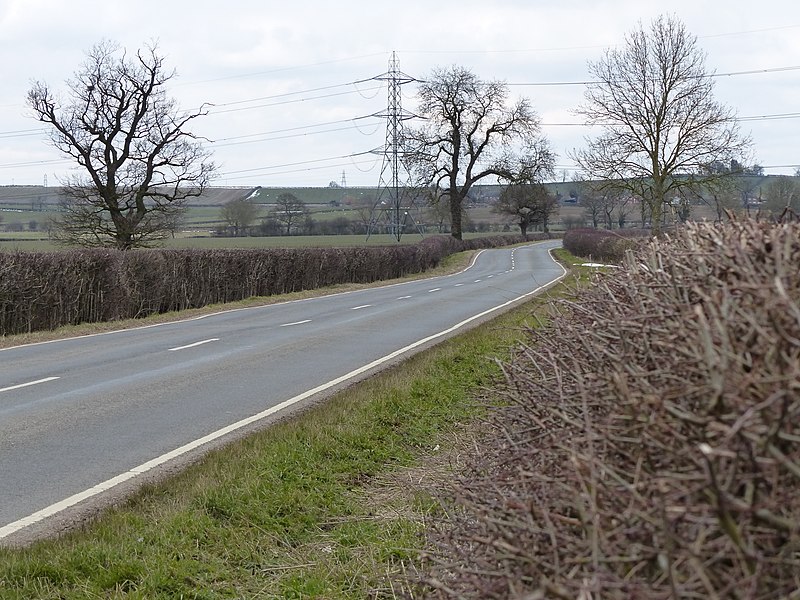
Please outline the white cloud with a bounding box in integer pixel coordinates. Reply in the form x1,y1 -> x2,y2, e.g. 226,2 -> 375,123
1,0 -> 798,187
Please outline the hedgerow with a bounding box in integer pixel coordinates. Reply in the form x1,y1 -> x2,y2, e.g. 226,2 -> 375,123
0,234 -> 550,336
415,219 -> 800,597
562,227 -> 648,262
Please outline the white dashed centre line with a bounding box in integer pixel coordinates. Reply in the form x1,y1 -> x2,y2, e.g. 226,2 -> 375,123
474,279 -> 482,283
351,305 -> 372,310
454,284 -> 464,287
168,339 -> 219,352
428,288 -> 441,293
397,296 -> 412,300
280,320 -> 312,327
0,377 -> 60,394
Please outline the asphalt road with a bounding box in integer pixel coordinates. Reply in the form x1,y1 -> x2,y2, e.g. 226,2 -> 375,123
0,240 -> 565,543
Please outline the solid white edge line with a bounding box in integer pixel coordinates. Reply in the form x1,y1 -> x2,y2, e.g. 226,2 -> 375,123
167,338 -> 220,352
0,247 -> 565,541
0,377 -> 60,394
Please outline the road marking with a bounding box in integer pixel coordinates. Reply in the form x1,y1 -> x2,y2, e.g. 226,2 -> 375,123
454,284 -> 464,287
280,320 -> 311,327
351,305 -> 372,310
0,377 -> 60,394
474,279 -> 482,283
0,248 -> 567,542
168,339 -> 219,352
487,275 -> 494,278
397,296 -> 412,300
428,288 -> 441,293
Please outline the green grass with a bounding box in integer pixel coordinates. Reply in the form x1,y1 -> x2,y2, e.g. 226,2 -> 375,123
0,250 -> 586,599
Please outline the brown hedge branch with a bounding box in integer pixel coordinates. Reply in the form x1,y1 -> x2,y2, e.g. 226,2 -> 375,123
409,219 -> 800,598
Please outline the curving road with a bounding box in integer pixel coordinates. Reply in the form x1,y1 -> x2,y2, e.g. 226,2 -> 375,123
0,240 -> 565,543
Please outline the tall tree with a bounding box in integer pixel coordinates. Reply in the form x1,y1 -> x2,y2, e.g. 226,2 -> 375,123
28,41 -> 215,249
573,15 -> 749,235
404,66 -> 553,240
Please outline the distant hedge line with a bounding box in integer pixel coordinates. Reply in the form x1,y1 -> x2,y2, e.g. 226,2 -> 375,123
562,227 -> 650,262
0,234 -> 553,336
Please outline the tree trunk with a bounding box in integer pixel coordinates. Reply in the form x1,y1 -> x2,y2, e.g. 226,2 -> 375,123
450,196 -> 463,240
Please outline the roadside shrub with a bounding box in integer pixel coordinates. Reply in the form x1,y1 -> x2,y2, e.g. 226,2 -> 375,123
563,227 -> 647,262
416,219 -> 800,597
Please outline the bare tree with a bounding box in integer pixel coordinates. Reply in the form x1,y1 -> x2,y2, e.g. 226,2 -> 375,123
404,66 -> 553,240
573,15 -> 749,235
272,192 -> 308,235
575,178 -> 632,229
28,41 -> 215,249
220,198 -> 260,236
425,192 -> 451,233
494,183 -> 557,237
352,194 -> 377,234
765,175 -> 800,214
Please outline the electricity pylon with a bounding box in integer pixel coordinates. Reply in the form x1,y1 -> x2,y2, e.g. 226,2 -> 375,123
367,52 -> 422,241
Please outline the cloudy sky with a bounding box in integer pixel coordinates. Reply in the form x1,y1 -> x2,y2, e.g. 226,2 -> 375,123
1,0 -> 798,188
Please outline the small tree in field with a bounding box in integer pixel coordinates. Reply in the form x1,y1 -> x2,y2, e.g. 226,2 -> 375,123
494,183 -> 557,236
573,15 -> 749,235
28,41 -> 215,249
220,198 -> 260,236
765,176 -> 800,214
272,192 -> 309,235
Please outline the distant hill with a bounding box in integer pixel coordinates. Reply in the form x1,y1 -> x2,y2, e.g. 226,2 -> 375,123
0,185 -> 377,208
0,185 -> 263,208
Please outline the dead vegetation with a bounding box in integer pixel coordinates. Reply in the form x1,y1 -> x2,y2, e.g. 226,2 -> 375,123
409,219 -> 800,598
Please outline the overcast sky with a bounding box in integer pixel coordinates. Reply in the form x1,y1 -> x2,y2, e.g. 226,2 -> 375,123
1,0 -> 798,189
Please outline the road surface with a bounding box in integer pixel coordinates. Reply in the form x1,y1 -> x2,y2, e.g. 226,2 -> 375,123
0,240 -> 564,543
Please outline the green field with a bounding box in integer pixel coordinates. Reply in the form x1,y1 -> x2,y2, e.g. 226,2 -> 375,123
0,232 -> 519,252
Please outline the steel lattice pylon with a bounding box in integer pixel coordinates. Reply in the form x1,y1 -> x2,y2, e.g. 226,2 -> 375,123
367,52 -> 421,241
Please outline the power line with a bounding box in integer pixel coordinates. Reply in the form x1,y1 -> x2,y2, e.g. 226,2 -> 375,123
0,128 -> 47,139
219,149 -> 377,177
506,64 -> 800,87
206,77 -> 378,109
206,85 -> 384,115
220,157 -> 381,182
209,116 -> 379,147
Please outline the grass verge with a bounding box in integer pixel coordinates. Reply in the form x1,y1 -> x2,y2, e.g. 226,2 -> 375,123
0,249 -> 587,599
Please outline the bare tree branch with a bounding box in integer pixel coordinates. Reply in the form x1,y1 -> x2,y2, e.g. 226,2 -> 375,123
572,15 -> 750,235
404,66 -> 553,240
28,40 -> 216,249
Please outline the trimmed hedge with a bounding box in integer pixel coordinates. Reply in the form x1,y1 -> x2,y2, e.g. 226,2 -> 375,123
417,219 -> 800,597
0,234 -> 552,336
562,227 -> 648,262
